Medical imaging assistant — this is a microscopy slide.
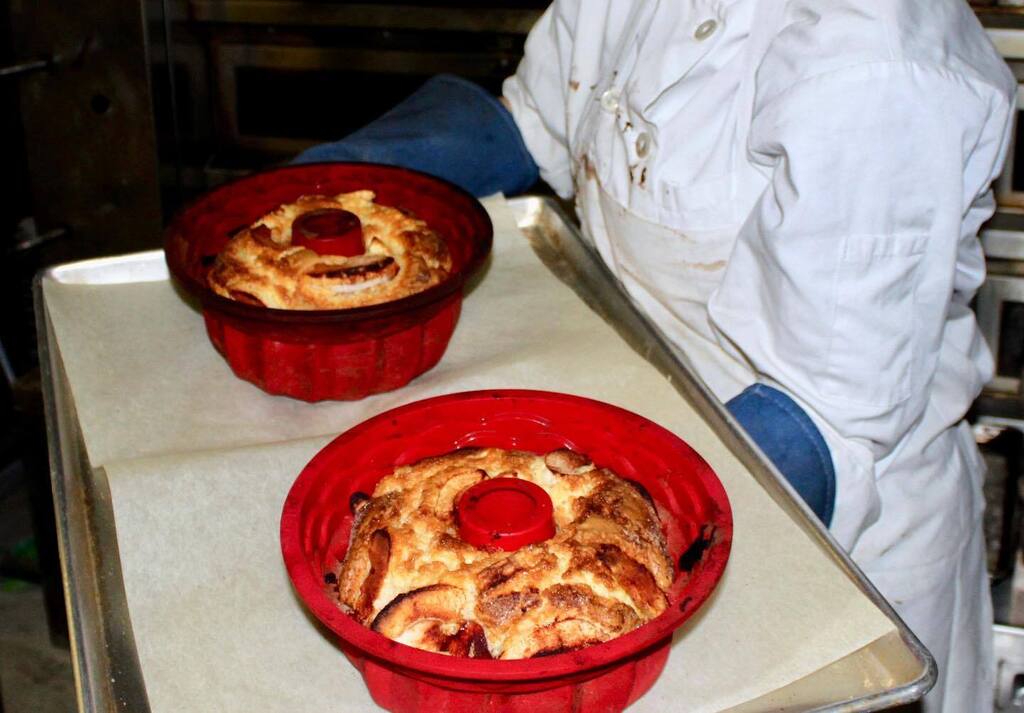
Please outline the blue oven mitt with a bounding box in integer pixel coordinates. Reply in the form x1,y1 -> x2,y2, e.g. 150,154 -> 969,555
726,384 -> 836,525
292,74 -> 539,198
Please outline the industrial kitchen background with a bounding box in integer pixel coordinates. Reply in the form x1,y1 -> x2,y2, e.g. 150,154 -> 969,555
4,1 -> 1024,710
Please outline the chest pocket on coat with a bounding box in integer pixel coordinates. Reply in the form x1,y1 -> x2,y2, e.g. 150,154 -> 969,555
623,1 -> 725,114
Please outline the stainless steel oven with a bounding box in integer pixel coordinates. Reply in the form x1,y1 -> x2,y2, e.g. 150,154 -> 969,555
965,19 -> 1024,711
969,210 -> 1024,709
987,25 -> 1024,209
979,212 -> 1024,397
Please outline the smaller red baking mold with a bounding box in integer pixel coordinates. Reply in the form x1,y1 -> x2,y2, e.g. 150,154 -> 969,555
281,390 -> 733,713
164,162 -> 493,401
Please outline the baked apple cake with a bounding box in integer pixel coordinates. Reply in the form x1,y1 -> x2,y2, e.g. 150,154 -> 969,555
207,191 -> 451,309
332,447 -> 673,659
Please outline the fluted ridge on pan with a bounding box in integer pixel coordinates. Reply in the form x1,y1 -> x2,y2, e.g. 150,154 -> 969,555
201,298 -> 459,401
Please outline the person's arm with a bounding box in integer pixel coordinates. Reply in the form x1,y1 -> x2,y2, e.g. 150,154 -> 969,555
726,383 -> 836,523
710,61 -> 1013,543
501,0 -> 581,199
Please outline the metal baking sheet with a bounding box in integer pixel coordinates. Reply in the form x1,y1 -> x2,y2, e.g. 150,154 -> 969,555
35,278 -> 152,713
36,195 -> 934,712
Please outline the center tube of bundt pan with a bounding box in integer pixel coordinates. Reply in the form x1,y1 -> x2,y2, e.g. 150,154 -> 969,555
291,209 -> 365,256
457,478 -> 555,551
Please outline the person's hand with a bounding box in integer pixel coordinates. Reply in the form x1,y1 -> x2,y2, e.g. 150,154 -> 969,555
293,74 -> 539,198
727,384 -> 835,524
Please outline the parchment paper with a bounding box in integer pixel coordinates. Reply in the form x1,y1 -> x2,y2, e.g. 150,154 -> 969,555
44,197 -> 896,712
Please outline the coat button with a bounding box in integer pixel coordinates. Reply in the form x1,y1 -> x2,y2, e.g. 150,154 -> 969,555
600,88 -> 620,112
635,132 -> 651,158
694,19 -> 717,40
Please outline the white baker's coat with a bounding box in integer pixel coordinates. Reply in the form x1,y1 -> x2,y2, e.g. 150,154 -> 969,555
503,1 -> 1015,709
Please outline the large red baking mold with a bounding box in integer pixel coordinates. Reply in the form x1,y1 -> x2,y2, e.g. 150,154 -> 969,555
281,390 -> 733,713
164,163 -> 492,401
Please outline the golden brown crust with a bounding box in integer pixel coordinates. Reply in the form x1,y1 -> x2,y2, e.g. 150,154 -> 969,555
335,447 -> 673,659
206,191 -> 451,309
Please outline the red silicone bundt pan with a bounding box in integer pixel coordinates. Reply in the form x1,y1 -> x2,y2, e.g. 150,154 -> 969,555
164,162 -> 493,401
281,390 -> 733,713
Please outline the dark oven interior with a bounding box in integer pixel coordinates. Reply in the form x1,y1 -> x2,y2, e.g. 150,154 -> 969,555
151,0 -> 547,200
